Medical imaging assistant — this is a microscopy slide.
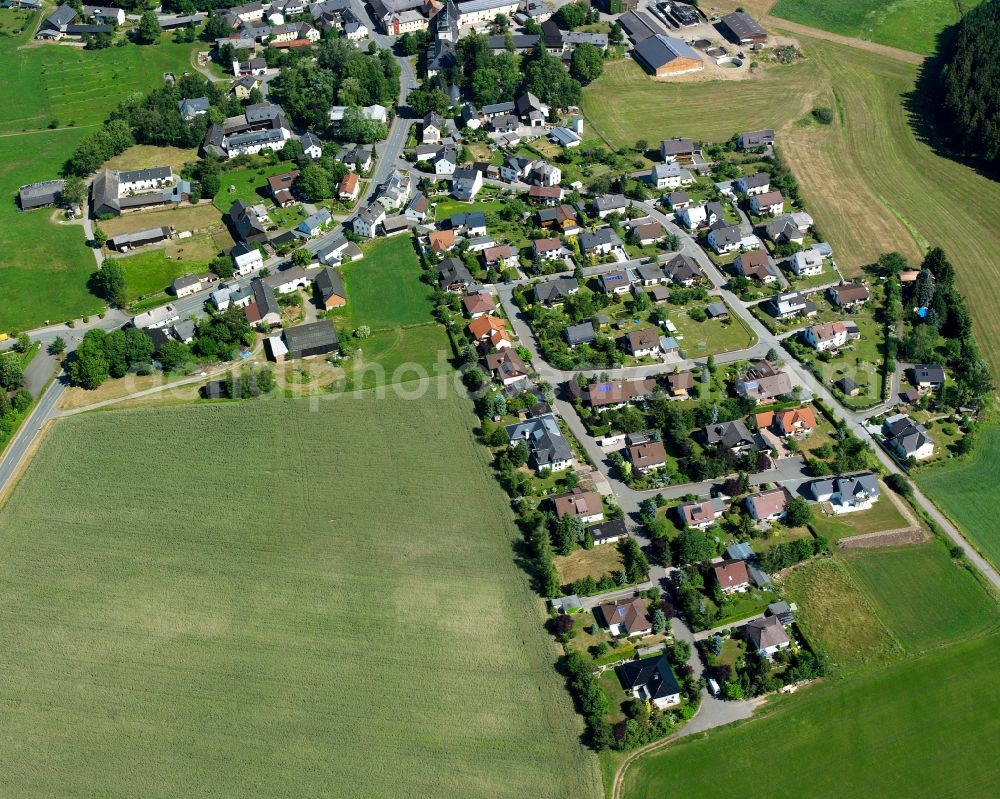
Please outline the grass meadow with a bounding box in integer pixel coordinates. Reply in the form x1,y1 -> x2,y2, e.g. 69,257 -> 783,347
620,631 -> 1000,799
842,543 -> 999,653
111,248 -> 212,301
769,0 -> 983,55
918,425 -> 1000,568
0,393 -> 601,798
0,17 -> 202,331
582,37 -> 1000,382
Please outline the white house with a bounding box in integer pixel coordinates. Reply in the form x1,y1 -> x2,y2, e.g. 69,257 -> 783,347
750,190 -> 784,216
679,203 -> 707,229
354,203 -> 386,238
231,243 -> 263,276
746,616 -> 791,658
650,161 -> 693,190
736,171 -> 769,196
803,321 -> 848,351
707,224 -> 743,255
790,248 -> 824,276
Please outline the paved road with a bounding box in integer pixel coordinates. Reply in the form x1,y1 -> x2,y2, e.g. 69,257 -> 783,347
0,378 -> 66,500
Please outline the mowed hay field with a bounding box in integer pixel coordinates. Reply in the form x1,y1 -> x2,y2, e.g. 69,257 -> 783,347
769,0 -> 984,55
583,38 -> 1000,380
620,632 -> 1000,799
0,394 -> 601,798
919,425 -> 1000,568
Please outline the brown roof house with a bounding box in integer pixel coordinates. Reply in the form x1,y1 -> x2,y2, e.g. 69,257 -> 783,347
746,615 -> 791,657
486,348 -> 530,387
666,370 -> 695,397
745,487 -> 791,523
627,439 -> 667,475
827,282 -> 871,309
677,497 -> 727,530
735,360 -> 793,404
462,292 -> 495,318
599,597 -> 652,637
713,560 -> 751,595
624,327 -> 663,358
735,250 -> 775,283
775,406 -> 817,436
586,379 -> 656,409
552,488 -> 605,524
268,170 -> 299,207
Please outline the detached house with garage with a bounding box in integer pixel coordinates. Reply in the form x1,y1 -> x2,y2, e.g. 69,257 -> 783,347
624,327 -> 664,358
600,597 -> 652,638
808,472 -> 880,513
746,616 -> 790,658
617,654 -> 681,709
883,414 -> 935,461
506,414 -> 573,474
551,488 -> 604,524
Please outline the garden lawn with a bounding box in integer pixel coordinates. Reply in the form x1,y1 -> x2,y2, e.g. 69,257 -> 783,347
842,543 -> 998,653
621,631 -> 1000,799
110,249 -> 211,302
340,323 -> 452,390
672,308 -> 756,358
331,235 -> 435,331
213,161 -> 299,212
554,543 -> 624,585
918,425 -> 1000,568
808,493 -> 910,543
769,0 -> 984,55
0,392 -> 601,799
784,557 -> 900,670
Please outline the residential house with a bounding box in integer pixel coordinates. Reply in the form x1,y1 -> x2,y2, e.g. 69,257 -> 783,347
316,236 -> 363,266
773,406 -> 817,436
405,192 -> 428,222
624,327 -> 663,358
528,185 -> 564,205
538,204 -> 580,235
300,131 -> 323,159
600,597 -> 652,638
432,146 -> 458,175
736,171 -> 770,196
808,472 -> 880,513
231,242 -> 263,276
534,277 -> 579,306
745,488 -> 791,522
803,321 -> 849,352
666,370 -> 694,398
468,314 -> 511,351
713,560 -> 751,594
635,264 -> 666,286
462,293 -> 495,319
263,265 -> 312,295
353,203 -> 386,238
586,379 -> 656,409
451,167 -> 484,202
587,518 -> 628,546
564,322 -> 597,349
227,199 -> 269,244
631,221 -> 665,246
447,211 -> 487,237
739,129 -> 775,150
268,170 -> 299,207
703,419 -> 760,454
650,161 -> 693,190
627,439 -> 666,474
246,278 -> 282,327
827,282 -> 871,309
296,208 -> 332,238
766,213 -> 809,245
750,190 -> 784,216
599,269 -> 631,295
665,190 -> 690,210
428,229 -> 457,255
616,654 -> 682,709
677,497 -> 727,529
552,488 -> 604,523
707,224 -> 744,255
533,237 -> 569,262
679,203 -> 707,229
735,250 -> 775,283
661,253 -> 701,286
482,244 -> 519,271
422,111 -> 443,144
769,291 -> 817,320
912,364 -> 945,391
437,257 -> 473,292
592,193 -> 628,218
789,248 -> 823,276
505,414 -> 573,473
486,348 -> 530,387
178,96 -> 210,121
338,171 -> 360,202
736,360 -> 793,403
746,616 -> 790,657
172,274 -> 203,298
883,414 -> 935,460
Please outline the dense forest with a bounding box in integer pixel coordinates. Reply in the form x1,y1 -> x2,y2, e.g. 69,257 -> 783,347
937,0 -> 1000,168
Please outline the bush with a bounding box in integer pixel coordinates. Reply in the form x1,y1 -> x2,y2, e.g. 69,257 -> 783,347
811,106 -> 834,125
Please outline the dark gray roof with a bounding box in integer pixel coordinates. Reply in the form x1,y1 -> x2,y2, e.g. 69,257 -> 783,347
704,419 -> 755,449
504,413 -> 572,469
719,11 -> 766,40
587,518 -> 628,543
912,364 -> 945,384
617,653 -> 681,701
580,227 -> 623,250
251,278 -> 280,319
564,321 -> 596,346
314,266 -> 345,303
45,5 -> 77,27
437,257 -> 473,289
634,34 -> 701,71
535,277 -> 578,304
18,179 -> 65,209
593,194 -> 627,212
283,320 -> 340,356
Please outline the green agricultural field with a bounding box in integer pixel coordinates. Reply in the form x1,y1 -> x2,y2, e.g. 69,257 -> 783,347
770,0 -> 984,55
842,543 -> 998,653
0,393 -> 601,798
0,129 -> 102,331
580,58 -> 823,147
0,25 -> 201,134
331,235 -> 436,331
784,557 -> 900,669
111,249 -> 212,302
919,425 -> 1000,567
620,631 -> 1000,799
